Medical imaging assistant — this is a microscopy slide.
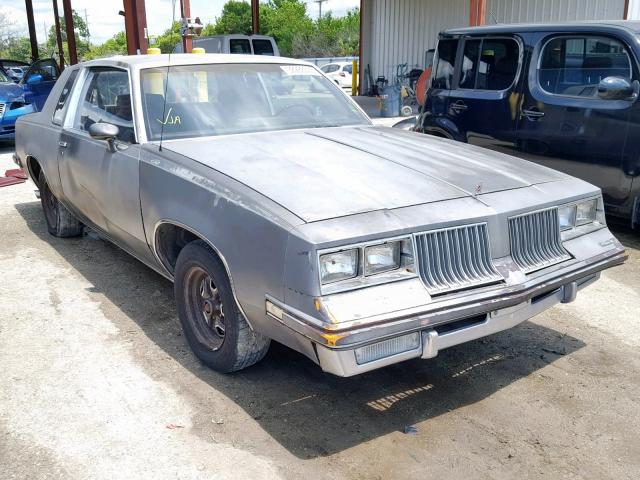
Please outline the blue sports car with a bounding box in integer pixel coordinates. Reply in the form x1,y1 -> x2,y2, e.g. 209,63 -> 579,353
0,58 -> 59,140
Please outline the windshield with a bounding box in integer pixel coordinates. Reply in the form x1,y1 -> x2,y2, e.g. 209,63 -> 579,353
0,71 -> 9,82
140,63 -> 369,141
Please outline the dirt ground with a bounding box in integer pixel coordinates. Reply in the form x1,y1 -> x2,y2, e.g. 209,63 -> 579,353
0,143 -> 639,480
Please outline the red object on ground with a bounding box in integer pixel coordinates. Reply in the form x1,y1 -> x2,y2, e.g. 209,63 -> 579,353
0,168 -> 27,188
416,67 -> 432,107
5,169 -> 27,180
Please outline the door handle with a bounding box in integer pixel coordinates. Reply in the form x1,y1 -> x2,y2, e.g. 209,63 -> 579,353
521,109 -> 545,120
450,101 -> 468,112
58,141 -> 68,148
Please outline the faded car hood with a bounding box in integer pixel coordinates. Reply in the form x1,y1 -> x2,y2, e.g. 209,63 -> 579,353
0,82 -> 25,102
165,126 -> 566,223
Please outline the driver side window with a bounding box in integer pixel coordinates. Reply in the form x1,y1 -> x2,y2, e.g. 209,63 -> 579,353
73,68 -> 135,143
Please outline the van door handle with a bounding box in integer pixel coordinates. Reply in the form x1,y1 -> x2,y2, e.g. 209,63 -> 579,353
58,141 -> 68,148
450,101 -> 468,112
521,109 -> 545,120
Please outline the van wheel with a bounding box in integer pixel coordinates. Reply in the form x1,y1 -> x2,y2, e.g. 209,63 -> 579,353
174,240 -> 270,373
39,170 -> 83,237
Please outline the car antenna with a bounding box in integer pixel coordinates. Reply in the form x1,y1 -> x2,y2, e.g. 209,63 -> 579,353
159,0 -> 177,152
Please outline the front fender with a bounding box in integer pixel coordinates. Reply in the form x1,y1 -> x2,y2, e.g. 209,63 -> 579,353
139,145 -> 303,335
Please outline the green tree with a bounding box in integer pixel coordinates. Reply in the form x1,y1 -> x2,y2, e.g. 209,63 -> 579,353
85,31 -> 127,60
46,9 -> 91,62
155,21 -> 181,54
260,0 -> 314,57
212,1 -> 252,35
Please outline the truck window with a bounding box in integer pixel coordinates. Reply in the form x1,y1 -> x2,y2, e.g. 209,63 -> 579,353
432,39 -> 458,89
229,39 -> 251,54
538,36 -> 632,97
458,38 -> 519,91
252,39 -> 275,56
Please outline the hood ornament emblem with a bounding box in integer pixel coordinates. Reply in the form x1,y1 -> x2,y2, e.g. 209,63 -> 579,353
474,182 -> 483,197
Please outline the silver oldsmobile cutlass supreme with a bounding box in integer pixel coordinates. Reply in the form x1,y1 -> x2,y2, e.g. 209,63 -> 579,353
14,54 -> 626,376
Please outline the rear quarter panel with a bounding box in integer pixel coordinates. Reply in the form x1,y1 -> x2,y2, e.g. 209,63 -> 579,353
15,67 -> 73,198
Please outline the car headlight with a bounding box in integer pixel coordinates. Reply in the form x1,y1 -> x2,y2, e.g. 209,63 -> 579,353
558,204 -> 576,231
318,237 -> 416,291
558,197 -> 603,240
575,198 -> 597,226
319,249 -> 358,284
364,242 -> 401,276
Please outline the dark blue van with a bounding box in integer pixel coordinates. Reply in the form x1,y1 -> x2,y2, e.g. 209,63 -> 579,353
415,21 -> 640,227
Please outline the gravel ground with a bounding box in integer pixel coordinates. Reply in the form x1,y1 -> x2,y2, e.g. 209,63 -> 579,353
0,142 -> 638,480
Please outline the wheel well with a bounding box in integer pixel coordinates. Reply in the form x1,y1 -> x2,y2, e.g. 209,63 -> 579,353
26,156 -> 41,186
155,223 -> 205,274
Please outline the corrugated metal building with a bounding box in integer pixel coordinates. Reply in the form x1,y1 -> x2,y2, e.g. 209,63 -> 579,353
359,0 -> 631,91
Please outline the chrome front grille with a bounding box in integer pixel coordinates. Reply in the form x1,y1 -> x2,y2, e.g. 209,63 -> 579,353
509,208 -> 571,274
0,103 -> 5,117
415,223 -> 503,295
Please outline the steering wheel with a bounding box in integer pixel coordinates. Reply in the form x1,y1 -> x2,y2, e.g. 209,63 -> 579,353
275,103 -> 315,117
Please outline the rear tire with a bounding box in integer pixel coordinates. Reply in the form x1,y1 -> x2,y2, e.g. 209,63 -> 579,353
39,170 -> 83,237
174,240 -> 270,373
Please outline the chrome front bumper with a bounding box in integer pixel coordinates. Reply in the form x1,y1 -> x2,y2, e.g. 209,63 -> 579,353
315,273 -> 597,376
266,231 -> 626,377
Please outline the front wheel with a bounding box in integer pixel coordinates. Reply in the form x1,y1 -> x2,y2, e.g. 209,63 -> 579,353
39,170 -> 83,237
174,240 -> 270,373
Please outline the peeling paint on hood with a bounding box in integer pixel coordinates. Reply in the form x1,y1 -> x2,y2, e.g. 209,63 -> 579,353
164,126 -> 566,223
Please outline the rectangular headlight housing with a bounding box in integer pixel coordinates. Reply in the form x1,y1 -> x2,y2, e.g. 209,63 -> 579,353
364,242 -> 401,276
575,198 -> 598,226
317,236 -> 416,293
558,204 -> 576,231
319,249 -> 358,284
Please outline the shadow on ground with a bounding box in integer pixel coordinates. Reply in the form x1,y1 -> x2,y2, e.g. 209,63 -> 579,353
15,200 -> 589,459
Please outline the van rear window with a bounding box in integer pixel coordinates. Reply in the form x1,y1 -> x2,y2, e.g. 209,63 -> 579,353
252,39 -> 275,56
538,36 -> 632,97
229,39 -> 252,54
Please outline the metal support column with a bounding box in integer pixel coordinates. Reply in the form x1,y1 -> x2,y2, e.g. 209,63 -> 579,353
469,0 -> 486,26
181,0 -> 192,54
123,0 -> 148,55
62,0 -> 78,64
25,0 -> 39,62
251,0 -> 260,34
52,0 -> 65,70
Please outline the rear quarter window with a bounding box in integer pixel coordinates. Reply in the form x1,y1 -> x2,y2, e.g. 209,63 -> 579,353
538,35 -> 632,97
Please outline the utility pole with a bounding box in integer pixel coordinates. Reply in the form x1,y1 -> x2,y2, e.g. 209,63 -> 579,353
314,0 -> 327,19
84,9 -> 90,45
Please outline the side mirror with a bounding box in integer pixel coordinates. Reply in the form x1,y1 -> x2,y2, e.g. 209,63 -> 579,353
26,73 -> 43,85
89,122 -> 119,152
598,76 -> 638,101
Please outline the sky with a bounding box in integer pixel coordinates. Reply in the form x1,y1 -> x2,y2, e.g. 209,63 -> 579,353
0,0 -> 360,44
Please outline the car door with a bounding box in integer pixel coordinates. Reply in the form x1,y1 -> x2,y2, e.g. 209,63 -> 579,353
22,59 -> 60,111
57,66 -> 152,261
515,32 -> 635,209
419,37 -> 457,137
443,35 -> 524,153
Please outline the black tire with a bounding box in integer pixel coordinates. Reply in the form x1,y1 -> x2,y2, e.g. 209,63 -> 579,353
39,170 -> 83,237
174,240 -> 270,373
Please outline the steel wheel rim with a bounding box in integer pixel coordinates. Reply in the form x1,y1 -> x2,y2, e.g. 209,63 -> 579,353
184,266 -> 226,350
